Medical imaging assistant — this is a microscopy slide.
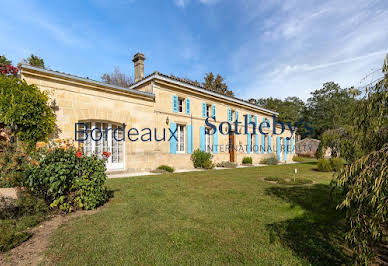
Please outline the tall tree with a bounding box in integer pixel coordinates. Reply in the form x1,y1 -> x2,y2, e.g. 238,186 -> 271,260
101,66 -> 133,88
249,96 -> 306,135
304,82 -> 360,139
27,54 -> 45,68
202,72 -> 234,96
331,55 -> 388,264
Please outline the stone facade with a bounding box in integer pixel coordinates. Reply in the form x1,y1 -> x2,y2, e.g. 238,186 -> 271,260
20,56 -> 295,174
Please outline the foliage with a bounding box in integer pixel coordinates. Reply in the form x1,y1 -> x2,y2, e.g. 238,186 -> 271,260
329,157 -> 346,172
202,72 -> 234,96
249,96 -> 305,125
190,149 -> 213,169
157,165 -> 174,173
73,155 -> 109,210
25,140 -> 109,212
292,156 -> 304,162
0,55 -> 18,76
203,159 -> 215,169
215,161 -> 237,168
333,144 -> 388,264
332,61 -> 388,264
304,82 -> 360,139
101,66 -> 133,88
0,193 -> 49,252
26,54 -> 45,68
264,176 -> 313,185
317,159 -> 332,172
242,156 -> 253,164
0,75 -> 55,148
0,141 -> 30,187
318,127 -> 363,162
260,156 -> 278,165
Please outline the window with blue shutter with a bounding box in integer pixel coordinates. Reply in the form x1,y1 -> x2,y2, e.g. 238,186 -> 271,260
212,104 -> 216,119
227,108 -> 232,122
186,98 -> 191,115
172,95 -> 178,113
291,138 -> 294,154
268,135 -> 272,153
284,138 -> 289,160
200,126 -> 205,151
247,133 -> 251,154
202,103 -> 206,118
261,118 -> 265,154
236,111 -> 239,122
170,123 -> 177,154
255,133 -> 259,154
187,125 -> 192,153
277,136 -> 281,160
213,128 -> 218,153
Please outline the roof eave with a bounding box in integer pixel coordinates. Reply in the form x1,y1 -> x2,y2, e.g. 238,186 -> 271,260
130,73 -> 279,115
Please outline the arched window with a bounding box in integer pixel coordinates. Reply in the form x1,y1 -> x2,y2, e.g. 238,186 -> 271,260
77,121 -> 124,170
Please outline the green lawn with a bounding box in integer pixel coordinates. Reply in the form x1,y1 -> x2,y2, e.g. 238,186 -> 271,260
45,162 -> 350,265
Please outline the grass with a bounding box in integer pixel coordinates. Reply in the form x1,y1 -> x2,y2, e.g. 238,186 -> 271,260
45,162 -> 350,265
264,176 -> 313,185
0,195 -> 49,252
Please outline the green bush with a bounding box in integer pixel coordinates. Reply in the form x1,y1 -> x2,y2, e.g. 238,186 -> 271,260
203,159 -> 214,169
25,142 -> 109,212
0,75 -> 55,149
190,149 -> 213,169
292,156 -> 304,162
157,165 -> 174,173
317,159 -> 332,172
260,156 -> 278,165
329,157 -> 346,172
216,161 -> 237,168
242,157 -> 252,164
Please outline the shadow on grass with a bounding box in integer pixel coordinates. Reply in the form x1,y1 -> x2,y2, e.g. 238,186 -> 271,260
265,184 -> 351,265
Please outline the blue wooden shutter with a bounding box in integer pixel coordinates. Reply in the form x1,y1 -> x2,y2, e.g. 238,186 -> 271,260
202,103 -> 206,118
227,108 -> 232,122
248,114 -> 251,123
236,111 -> 239,122
200,126 -> 205,151
213,128 -> 218,153
255,133 -> 259,154
212,104 -> 216,119
291,138 -> 294,154
170,123 -> 177,154
186,98 -> 191,115
268,135 -> 272,153
187,125 -> 192,154
172,95 -> 178,112
261,118 -> 265,154
285,138 -> 289,161
277,136 -> 281,160
247,133 -> 251,154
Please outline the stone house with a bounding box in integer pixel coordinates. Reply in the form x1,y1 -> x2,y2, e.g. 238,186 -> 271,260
20,53 -> 295,174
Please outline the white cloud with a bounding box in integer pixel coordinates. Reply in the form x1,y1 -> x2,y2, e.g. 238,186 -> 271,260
230,0 -> 388,100
175,0 -> 190,7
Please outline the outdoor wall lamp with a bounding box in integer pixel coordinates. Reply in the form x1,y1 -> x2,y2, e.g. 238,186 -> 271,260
166,116 -> 169,125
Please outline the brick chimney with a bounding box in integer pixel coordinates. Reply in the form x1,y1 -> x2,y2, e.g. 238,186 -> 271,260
132,52 -> 146,82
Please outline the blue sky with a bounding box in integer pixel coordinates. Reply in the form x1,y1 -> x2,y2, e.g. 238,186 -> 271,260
1,0 -> 388,100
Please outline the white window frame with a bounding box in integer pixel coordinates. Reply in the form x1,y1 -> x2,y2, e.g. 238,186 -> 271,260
176,124 -> 185,153
205,127 -> 212,152
79,121 -> 125,170
178,98 -> 184,113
